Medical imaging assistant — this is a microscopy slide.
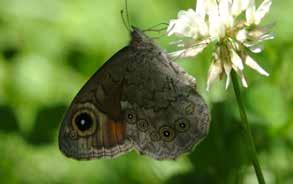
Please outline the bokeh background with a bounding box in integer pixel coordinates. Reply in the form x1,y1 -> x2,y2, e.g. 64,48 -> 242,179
0,0 -> 292,183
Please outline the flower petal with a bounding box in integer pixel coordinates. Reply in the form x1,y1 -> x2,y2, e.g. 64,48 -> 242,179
167,9 -> 209,38
206,0 -> 219,16
209,15 -> 226,39
167,20 -> 177,36
207,59 -> 223,91
245,55 -> 269,76
196,0 -> 207,18
241,0 -> 252,11
245,0 -> 256,25
248,44 -> 263,53
236,29 -> 248,42
255,0 -> 272,24
168,43 -> 208,59
198,0 -> 227,39
232,0 -> 252,16
240,73 -> 248,87
231,49 -> 244,70
232,64 -> 248,87
219,0 -> 233,28
167,10 -> 196,37
223,62 -> 232,89
232,0 -> 243,16
258,32 -> 275,41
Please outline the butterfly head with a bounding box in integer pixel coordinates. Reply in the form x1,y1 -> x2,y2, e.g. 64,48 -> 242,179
130,27 -> 156,49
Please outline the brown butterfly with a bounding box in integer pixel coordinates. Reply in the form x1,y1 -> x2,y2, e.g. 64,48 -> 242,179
58,27 -> 210,160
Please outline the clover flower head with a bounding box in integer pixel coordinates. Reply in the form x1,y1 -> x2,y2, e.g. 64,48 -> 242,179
167,0 -> 273,91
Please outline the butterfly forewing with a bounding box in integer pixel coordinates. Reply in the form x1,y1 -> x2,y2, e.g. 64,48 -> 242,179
59,47 -> 134,160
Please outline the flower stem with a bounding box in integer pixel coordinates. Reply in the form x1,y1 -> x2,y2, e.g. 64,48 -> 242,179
231,71 -> 266,184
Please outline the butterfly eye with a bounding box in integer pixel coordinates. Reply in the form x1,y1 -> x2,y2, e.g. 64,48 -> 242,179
159,126 -> 176,142
175,118 -> 190,132
72,110 -> 97,137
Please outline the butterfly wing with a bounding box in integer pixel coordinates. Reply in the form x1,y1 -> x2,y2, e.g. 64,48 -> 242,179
59,28 -> 209,160
121,30 -> 210,160
59,47 -> 134,160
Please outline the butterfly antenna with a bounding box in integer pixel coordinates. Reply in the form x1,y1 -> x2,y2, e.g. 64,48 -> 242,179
143,22 -> 169,33
142,22 -> 169,40
125,0 -> 131,29
120,0 -> 133,32
121,9 -> 130,32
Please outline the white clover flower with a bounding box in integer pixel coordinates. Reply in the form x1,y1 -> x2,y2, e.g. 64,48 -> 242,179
167,0 -> 273,91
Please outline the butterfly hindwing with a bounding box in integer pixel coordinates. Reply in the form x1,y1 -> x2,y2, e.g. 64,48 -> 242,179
121,29 -> 210,160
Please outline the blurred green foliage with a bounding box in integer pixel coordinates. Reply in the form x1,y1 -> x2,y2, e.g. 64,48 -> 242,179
0,0 -> 292,184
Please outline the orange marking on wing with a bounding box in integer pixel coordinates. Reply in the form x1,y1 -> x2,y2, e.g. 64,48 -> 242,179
103,119 -> 116,148
102,119 -> 126,148
114,122 -> 126,145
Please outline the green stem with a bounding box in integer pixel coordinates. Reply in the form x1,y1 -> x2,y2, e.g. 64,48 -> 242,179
231,71 -> 266,184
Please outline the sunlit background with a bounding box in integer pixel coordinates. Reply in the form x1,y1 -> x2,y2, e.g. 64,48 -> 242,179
0,0 -> 292,183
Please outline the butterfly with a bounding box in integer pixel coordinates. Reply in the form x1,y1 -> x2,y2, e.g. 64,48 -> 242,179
58,27 -> 210,160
